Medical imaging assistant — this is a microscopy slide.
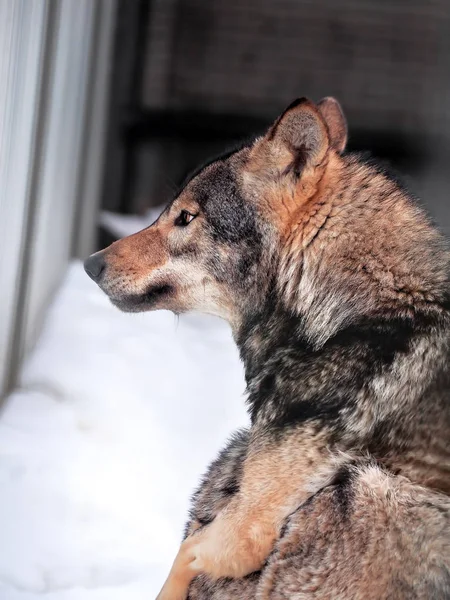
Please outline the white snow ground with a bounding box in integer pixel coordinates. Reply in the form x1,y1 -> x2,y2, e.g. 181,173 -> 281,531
0,213 -> 248,599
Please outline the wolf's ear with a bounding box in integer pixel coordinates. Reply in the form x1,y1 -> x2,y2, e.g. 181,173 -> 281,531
317,97 -> 347,154
265,98 -> 330,176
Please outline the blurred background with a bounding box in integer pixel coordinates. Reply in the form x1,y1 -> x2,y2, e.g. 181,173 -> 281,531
0,1 -> 449,597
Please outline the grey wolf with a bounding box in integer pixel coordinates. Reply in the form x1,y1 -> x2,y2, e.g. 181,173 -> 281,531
85,97 -> 450,599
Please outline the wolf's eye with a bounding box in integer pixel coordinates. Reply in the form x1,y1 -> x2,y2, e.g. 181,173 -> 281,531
175,210 -> 196,227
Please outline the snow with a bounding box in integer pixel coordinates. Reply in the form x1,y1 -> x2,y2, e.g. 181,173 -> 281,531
0,219 -> 248,598
99,209 -> 158,239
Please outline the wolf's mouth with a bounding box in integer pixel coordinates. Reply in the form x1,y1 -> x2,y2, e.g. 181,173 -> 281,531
109,283 -> 174,313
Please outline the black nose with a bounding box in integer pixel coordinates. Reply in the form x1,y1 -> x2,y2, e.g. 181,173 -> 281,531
84,252 -> 106,282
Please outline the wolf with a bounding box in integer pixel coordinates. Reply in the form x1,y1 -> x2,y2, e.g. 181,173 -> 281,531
85,97 -> 450,599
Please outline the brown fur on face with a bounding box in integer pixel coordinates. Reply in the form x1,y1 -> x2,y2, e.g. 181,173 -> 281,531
86,98 -> 351,330
99,226 -> 168,299
89,192 -> 239,321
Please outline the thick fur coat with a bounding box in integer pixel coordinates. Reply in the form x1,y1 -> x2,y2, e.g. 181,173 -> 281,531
85,96 -> 450,599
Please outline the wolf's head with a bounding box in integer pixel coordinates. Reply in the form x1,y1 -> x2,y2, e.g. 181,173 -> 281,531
85,98 -> 448,342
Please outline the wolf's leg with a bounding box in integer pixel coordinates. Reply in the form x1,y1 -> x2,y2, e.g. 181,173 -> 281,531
156,497 -> 273,600
156,428 -> 329,600
182,461 -> 450,600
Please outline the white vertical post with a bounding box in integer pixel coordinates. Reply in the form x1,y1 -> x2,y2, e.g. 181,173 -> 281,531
0,0 -> 49,397
0,0 -> 117,398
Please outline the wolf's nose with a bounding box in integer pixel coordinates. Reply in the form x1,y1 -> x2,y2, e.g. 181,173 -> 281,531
84,252 -> 106,282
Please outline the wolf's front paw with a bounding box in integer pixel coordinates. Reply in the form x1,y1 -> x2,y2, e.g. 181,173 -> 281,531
156,537 -> 201,600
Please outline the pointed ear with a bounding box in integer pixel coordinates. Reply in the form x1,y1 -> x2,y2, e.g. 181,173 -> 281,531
317,97 -> 347,154
266,98 -> 330,175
